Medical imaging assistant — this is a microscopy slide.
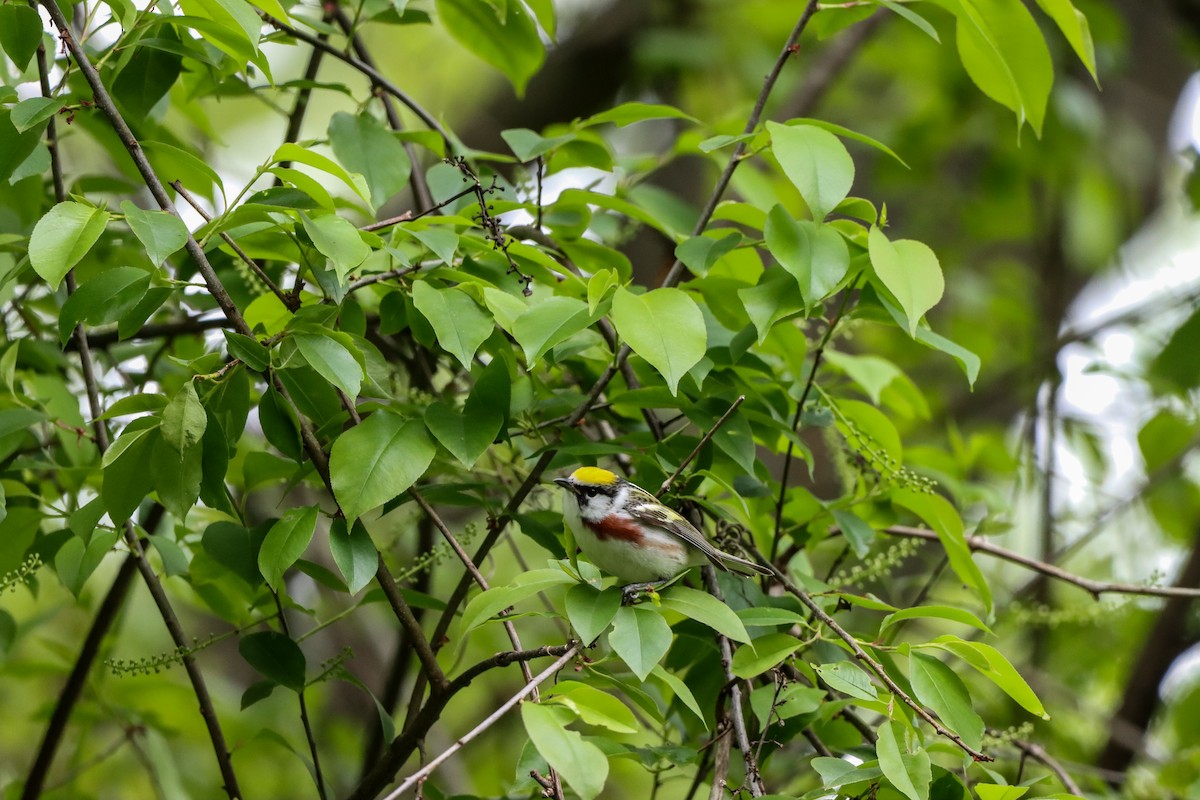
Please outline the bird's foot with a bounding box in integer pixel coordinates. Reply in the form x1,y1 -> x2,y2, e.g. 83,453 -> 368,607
621,581 -> 666,605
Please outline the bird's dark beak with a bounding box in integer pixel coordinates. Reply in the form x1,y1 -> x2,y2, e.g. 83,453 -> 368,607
553,477 -> 573,492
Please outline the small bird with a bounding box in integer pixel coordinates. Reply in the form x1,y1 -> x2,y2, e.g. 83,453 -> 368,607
554,467 -> 770,593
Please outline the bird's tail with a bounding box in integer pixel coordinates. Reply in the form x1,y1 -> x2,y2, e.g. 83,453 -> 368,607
711,550 -> 772,577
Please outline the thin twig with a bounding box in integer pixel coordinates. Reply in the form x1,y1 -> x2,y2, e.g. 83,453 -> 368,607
42,0 -> 252,337
262,12 -> 450,150
272,592 -> 327,799
771,286 -> 857,560
1010,738 -> 1084,796
382,646 -> 578,800
331,7 -> 433,212
659,396 -> 746,496
409,487 -> 537,687
880,525 -> 1200,599
171,179 -> 293,308
34,11 -> 243,794
703,566 -> 765,796
743,542 -> 993,762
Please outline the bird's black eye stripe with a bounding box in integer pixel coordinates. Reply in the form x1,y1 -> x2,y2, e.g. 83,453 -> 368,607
584,487 -> 599,498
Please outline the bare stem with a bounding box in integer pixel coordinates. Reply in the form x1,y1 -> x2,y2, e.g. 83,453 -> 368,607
382,646 -> 578,800
659,396 -> 746,496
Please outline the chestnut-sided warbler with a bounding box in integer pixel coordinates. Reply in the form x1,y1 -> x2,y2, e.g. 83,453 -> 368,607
554,467 -> 770,587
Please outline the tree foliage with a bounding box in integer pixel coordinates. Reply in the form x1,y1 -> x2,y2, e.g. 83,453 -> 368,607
2,0 -> 1198,798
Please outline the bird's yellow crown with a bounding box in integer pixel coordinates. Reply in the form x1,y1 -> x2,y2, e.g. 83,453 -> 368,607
571,466 -> 620,486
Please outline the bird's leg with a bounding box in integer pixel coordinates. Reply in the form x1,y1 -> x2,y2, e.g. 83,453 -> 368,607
621,581 -> 668,605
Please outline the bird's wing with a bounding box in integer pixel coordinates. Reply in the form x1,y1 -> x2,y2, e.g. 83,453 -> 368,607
627,503 -> 770,576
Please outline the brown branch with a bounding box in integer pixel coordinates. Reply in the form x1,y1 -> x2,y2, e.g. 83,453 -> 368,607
703,566 -> 765,796
409,487 -> 537,688
261,12 -> 450,150
170,180 -> 293,308
33,11 -> 244,794
381,646 -> 578,800
63,316 -> 229,351
881,525 -> 1200,600
1011,738 -> 1084,796
42,0 -> 252,337
330,7 -> 434,212
743,542 -> 993,762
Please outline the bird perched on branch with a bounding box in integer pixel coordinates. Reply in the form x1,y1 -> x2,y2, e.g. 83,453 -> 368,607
554,467 -> 769,598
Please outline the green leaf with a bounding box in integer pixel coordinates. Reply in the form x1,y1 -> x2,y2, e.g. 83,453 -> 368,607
831,508 -> 876,558
521,703 -> 609,800
202,521 -> 263,587
112,31 -> 183,118
545,681 -> 639,734
1150,306 -> 1200,394
437,0 -> 545,96
1138,410 -> 1193,473
675,230 -> 742,278
891,488 -> 991,615
58,267 -> 151,346
926,636 -> 1047,718
739,269 -> 804,344
0,5 -> 43,70
610,287 -> 706,395
423,400 -> 501,468
29,202 -> 111,290
609,605 -> 672,681
565,583 -> 622,644
330,412 -> 435,523
55,531 -> 120,598
649,665 -> 706,727
239,631 -> 307,691
11,98 -> 61,134
410,281 -> 494,369
935,0 -> 1054,135
0,110 -> 44,184
878,293 -> 980,388
735,607 -> 808,627
329,518 -> 377,595
580,101 -> 698,128
765,206 -> 850,305
876,719 -> 931,800
877,0 -> 939,42
121,202 -> 189,266
814,661 -> 878,701
909,652 -> 984,750
301,212 -> 371,281
273,144 -> 370,206
258,505 -> 319,589
512,295 -> 593,365
881,605 -> 992,635
660,586 -> 750,643
223,331 -> 271,372
294,332 -> 364,399
975,785 -> 1029,800
501,128 -> 576,161
162,382 -> 207,454
786,117 -> 910,167
1033,0 -> 1098,83
328,112 -> 412,209
766,121 -> 855,221
178,0 -> 263,61
102,425 -> 158,524
731,633 -> 801,679
868,226 -> 944,338
152,434 -> 203,520
460,568 -> 576,634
